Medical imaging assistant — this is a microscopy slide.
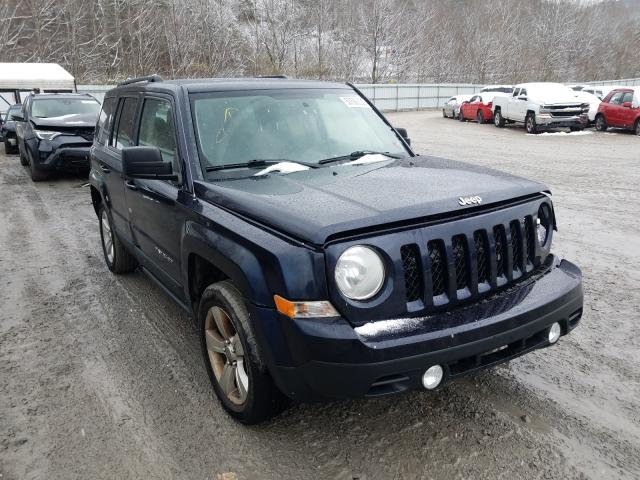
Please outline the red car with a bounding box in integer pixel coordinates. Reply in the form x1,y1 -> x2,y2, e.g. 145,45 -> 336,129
459,94 -> 497,124
595,88 -> 640,135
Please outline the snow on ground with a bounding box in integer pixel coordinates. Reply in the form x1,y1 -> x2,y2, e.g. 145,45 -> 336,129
527,130 -> 593,136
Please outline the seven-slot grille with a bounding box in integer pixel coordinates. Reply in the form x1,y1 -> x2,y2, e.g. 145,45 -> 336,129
401,216 -> 536,306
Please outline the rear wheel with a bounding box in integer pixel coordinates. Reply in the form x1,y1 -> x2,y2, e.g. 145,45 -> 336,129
477,110 -> 485,124
635,119 -> 640,136
525,112 -> 538,134
99,204 -> 137,273
595,114 -> 607,132
199,281 -> 288,424
4,140 -> 16,155
494,109 -> 505,128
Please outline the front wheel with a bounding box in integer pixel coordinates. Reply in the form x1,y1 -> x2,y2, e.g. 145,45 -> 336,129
29,156 -> 48,182
477,110 -> 485,124
635,119 -> 640,136
525,112 -> 538,134
494,109 -> 505,128
595,114 -> 607,132
199,281 -> 288,424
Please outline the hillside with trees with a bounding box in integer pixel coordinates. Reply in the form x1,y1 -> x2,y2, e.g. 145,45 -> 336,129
0,0 -> 638,84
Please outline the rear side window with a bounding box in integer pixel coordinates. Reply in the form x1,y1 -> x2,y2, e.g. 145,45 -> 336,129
95,97 -> 115,146
113,98 -> 138,149
138,97 -> 178,170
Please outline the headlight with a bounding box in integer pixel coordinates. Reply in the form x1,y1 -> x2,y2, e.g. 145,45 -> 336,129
539,106 -> 551,114
335,245 -> 385,300
537,203 -> 553,249
34,130 -> 62,140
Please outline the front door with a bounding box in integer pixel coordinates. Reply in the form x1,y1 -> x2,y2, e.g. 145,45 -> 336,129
123,95 -> 185,295
606,91 -> 625,127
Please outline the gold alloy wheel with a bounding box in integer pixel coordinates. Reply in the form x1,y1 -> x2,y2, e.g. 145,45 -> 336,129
205,306 -> 249,405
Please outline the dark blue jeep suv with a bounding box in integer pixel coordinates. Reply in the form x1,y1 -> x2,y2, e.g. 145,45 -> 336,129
89,76 -> 583,423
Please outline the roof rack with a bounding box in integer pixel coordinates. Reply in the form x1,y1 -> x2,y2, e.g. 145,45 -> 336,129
257,75 -> 288,79
117,74 -> 163,87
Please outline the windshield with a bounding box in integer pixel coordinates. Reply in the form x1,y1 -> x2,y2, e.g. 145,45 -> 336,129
31,98 -> 100,118
190,88 -> 408,174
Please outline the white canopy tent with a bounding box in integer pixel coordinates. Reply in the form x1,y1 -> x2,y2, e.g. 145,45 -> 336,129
0,63 -> 76,114
0,63 -> 75,91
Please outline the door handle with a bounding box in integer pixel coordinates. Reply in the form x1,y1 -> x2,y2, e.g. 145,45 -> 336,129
99,163 -> 111,173
124,180 -> 137,191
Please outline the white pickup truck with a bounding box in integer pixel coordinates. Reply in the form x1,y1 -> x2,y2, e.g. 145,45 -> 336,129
492,82 -> 589,134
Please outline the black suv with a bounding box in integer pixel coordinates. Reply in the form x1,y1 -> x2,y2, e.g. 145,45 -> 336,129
15,93 -> 101,181
89,76 -> 583,424
1,104 -> 22,154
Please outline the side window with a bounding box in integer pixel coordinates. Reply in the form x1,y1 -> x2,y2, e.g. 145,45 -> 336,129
95,97 -> 115,146
609,92 -> 624,105
113,97 -> 138,149
512,88 -> 520,97
621,92 -> 634,104
520,89 -> 527,97
137,97 -> 178,171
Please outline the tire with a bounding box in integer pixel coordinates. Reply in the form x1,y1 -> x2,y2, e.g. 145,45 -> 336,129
477,110 -> 485,124
29,154 -> 49,182
525,112 -> 538,134
4,140 -> 16,155
635,119 -> 640,136
199,281 -> 288,424
459,109 -> 465,122
595,114 -> 607,132
18,143 -> 28,165
442,109 -> 446,118
494,109 -> 505,128
98,204 -> 137,273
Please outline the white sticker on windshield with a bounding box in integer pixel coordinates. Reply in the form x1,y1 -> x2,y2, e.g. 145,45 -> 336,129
81,100 -> 96,104
340,96 -> 369,108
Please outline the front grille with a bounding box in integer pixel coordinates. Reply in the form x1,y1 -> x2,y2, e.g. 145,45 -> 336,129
402,215 -> 537,306
493,226 -> 506,278
428,240 -> 447,296
401,245 -> 422,302
452,235 -> 468,290
474,231 -> 489,284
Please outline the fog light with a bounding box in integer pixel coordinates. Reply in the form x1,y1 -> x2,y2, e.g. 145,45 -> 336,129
548,322 -> 561,344
422,365 -> 444,390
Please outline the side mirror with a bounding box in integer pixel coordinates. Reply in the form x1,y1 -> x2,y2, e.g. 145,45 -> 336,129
518,95 -> 528,101
396,127 -> 411,145
122,146 -> 177,180
622,101 -> 632,108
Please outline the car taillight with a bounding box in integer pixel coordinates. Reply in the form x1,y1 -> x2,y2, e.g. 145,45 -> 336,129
488,102 -> 492,108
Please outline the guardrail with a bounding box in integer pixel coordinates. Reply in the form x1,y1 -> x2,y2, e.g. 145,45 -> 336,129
76,78 -> 640,111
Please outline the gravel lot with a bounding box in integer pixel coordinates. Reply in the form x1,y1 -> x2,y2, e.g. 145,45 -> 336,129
1,111 -> 639,480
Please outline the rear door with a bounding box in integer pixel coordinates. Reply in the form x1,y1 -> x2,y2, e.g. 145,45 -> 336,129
619,91 -> 636,128
513,88 -> 528,122
123,94 -> 185,294
100,95 -> 140,242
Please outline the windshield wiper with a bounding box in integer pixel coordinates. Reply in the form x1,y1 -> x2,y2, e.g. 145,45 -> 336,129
318,151 -> 402,165
205,159 -> 318,172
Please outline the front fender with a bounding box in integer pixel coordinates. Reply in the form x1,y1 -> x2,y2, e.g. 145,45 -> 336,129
181,202 -> 328,308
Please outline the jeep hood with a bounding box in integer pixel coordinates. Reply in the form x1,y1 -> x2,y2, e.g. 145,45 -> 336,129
195,156 -> 548,245
32,112 -> 97,128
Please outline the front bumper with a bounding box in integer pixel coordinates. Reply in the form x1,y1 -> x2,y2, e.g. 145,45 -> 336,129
27,136 -> 92,171
252,257 -> 583,401
536,113 -> 588,128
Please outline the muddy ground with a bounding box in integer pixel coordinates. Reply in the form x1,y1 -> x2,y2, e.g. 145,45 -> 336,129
1,111 -> 639,480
